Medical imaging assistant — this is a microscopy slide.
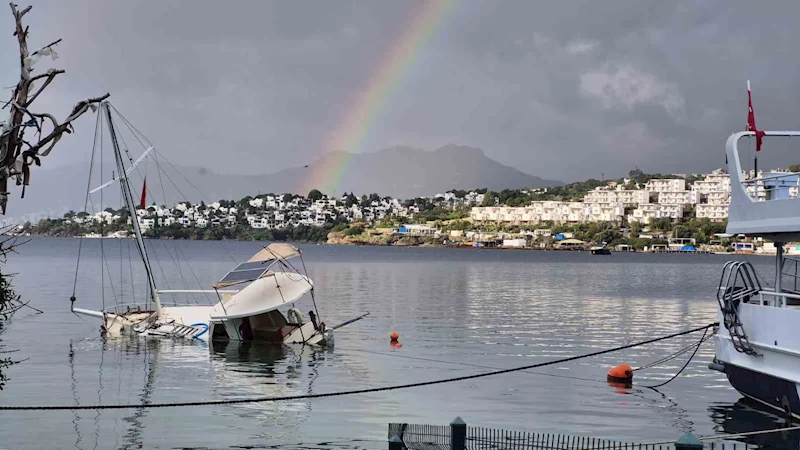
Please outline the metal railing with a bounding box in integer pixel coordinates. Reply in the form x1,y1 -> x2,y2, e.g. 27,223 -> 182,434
782,256 -> 800,294
740,171 -> 800,202
387,419 -> 758,450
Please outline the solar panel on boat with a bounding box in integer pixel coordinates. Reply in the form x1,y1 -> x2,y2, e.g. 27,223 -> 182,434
218,268 -> 267,283
232,261 -> 268,272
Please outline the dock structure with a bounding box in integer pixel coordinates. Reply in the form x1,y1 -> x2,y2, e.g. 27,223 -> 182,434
387,417 -> 756,449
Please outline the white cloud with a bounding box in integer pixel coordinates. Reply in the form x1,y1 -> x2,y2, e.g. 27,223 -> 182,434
580,64 -> 685,119
565,39 -> 598,54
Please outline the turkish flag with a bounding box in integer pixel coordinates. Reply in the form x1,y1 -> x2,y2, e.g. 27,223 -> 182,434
747,84 -> 765,151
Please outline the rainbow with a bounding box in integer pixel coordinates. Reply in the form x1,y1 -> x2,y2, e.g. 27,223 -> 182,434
300,0 -> 455,195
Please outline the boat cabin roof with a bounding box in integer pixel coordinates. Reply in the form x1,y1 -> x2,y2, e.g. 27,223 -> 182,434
213,243 -> 302,288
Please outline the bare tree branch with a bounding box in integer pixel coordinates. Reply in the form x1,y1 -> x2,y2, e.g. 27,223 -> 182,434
23,69 -> 63,106
0,4 -> 109,213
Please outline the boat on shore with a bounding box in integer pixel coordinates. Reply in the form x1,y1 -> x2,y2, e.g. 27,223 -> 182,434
709,129 -> 800,419
590,242 -> 611,255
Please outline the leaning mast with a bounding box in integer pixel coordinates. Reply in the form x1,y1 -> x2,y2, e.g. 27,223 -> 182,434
102,102 -> 162,317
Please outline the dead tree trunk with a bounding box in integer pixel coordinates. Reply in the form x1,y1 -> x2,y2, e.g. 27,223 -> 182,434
0,3 -> 109,214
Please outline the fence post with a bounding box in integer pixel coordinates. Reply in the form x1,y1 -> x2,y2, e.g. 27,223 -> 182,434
388,435 -> 403,450
675,432 -> 703,450
451,416 -> 466,450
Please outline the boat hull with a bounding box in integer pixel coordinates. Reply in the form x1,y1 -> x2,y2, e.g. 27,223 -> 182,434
79,305 -> 332,346
714,301 -> 800,418
719,361 -> 800,419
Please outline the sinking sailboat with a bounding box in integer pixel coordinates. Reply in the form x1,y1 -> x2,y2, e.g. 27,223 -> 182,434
70,101 -> 355,345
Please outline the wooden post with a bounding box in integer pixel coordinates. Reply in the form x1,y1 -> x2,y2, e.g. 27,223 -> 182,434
674,432 -> 703,450
450,416 -> 466,450
388,435 -> 403,450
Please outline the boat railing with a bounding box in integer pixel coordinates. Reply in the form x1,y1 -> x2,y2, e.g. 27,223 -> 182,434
725,131 -> 800,235
758,290 -> 800,308
101,301 -> 217,315
740,171 -> 800,202
782,256 -> 800,294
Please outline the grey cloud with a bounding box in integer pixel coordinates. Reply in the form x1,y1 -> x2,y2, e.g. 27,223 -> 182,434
1,0 -> 798,190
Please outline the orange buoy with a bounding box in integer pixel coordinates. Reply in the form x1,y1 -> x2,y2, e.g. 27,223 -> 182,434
607,364 -> 633,383
390,331 -> 399,343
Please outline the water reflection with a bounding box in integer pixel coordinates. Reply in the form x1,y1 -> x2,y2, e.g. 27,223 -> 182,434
710,398 -> 800,449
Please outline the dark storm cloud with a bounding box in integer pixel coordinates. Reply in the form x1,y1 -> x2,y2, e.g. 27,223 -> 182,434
1,0 -> 798,183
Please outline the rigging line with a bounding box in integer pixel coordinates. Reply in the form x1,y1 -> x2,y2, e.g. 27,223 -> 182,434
101,250 -> 119,306
172,244 -> 214,304
642,327 -> 709,389
148,245 -> 173,298
128,239 -> 135,304
0,323 -> 716,411
634,332 -> 715,372
72,111 -> 102,298
112,106 -> 245,279
120,103 -> 276,259
151,148 -> 203,305
156,238 -> 195,304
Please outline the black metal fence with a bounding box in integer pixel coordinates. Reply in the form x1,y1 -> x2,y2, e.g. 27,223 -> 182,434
388,418 -> 758,450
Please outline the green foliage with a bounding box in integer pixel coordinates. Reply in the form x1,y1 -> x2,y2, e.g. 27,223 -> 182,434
480,192 -> 496,206
343,225 -> 364,236
330,223 -> 348,233
411,207 -> 468,223
307,189 -> 323,201
790,163 -> 800,172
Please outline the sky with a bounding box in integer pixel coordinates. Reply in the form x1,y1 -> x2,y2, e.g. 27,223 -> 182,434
2,0 -> 800,184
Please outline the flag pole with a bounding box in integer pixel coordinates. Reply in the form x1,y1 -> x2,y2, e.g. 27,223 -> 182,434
748,80 -> 758,177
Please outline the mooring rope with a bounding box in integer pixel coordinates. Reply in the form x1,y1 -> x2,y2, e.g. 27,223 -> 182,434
0,323 -> 715,411
642,326 -> 710,389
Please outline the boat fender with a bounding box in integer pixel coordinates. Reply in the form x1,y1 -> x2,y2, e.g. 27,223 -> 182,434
708,361 -> 726,373
607,364 -> 633,383
287,308 -> 303,325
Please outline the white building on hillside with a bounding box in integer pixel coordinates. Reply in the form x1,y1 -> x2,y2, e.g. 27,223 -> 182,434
645,178 -> 685,192
696,204 -> 729,222
584,187 -> 648,205
657,191 -> 692,205
627,203 -> 683,224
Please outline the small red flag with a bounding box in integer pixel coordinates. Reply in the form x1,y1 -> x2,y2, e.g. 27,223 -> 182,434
140,177 -> 147,209
746,81 -> 765,151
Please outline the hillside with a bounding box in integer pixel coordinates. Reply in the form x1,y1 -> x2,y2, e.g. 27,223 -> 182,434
3,144 -> 560,219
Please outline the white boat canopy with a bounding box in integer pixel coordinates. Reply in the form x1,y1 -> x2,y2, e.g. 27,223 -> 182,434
248,242 -> 302,262
210,272 -> 314,320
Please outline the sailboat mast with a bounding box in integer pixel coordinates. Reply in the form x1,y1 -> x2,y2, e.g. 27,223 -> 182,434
102,102 -> 162,317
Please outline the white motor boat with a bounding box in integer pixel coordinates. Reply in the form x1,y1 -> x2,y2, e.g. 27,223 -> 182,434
710,130 -> 800,418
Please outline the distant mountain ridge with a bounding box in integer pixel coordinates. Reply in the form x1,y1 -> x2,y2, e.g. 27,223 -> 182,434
3,144 -> 561,219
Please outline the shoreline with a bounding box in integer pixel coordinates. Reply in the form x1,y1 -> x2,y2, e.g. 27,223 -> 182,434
14,232 -> 782,256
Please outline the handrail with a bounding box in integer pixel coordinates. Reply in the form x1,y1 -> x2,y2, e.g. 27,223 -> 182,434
741,171 -> 800,184
760,290 -> 800,300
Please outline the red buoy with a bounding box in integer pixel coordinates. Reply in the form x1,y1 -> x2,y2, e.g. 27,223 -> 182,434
607,364 -> 633,383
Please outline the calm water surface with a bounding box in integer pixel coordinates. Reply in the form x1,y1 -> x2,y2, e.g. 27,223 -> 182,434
0,237 -> 793,448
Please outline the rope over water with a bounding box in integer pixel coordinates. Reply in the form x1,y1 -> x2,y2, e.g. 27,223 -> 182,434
0,323 -> 716,411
